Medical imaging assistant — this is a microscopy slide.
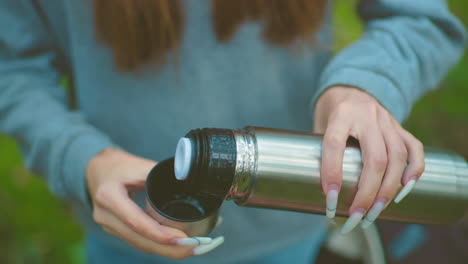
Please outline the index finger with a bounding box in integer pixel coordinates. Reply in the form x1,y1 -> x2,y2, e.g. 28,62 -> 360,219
103,185 -> 188,244
320,119 -> 350,218
321,122 -> 350,192
99,209 -> 194,258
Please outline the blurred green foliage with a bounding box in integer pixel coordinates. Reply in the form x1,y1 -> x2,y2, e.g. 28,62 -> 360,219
0,136 -> 84,264
0,1 -> 467,263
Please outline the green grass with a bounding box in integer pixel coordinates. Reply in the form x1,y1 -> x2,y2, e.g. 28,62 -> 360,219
0,1 -> 467,263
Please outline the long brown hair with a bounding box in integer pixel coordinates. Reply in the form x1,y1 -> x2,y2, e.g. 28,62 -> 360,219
93,0 -> 327,72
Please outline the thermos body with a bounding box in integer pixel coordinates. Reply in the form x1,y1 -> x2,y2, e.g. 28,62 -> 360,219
178,126 -> 468,225
226,127 -> 468,224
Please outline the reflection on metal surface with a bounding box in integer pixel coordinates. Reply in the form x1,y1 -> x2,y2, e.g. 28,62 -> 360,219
227,127 -> 468,225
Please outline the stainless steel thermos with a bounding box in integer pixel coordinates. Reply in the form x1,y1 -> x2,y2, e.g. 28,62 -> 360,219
173,126 -> 468,225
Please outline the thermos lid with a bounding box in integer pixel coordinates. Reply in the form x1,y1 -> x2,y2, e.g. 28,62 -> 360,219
171,128 -> 237,198
174,137 -> 193,181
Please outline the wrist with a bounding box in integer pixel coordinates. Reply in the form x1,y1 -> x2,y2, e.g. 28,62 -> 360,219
316,86 -> 379,112
87,147 -> 120,172
313,86 -> 379,133
319,85 -> 364,105
85,147 -> 124,194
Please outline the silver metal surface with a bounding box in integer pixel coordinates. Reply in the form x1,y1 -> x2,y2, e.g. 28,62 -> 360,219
145,200 -> 218,237
227,129 -> 257,202
228,126 -> 468,225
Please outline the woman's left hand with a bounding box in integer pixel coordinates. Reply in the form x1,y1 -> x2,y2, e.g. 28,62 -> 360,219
313,86 -> 425,234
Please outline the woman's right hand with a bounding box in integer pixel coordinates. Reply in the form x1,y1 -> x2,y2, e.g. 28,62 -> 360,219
85,148 -> 223,259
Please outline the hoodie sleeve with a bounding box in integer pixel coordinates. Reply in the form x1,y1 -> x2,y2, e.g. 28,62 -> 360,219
312,0 -> 466,122
0,1 -> 115,209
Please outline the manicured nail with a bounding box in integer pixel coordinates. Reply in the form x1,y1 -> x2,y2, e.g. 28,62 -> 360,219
172,237 -> 212,246
214,216 -> 223,229
361,198 -> 387,229
192,236 -> 224,256
327,218 -> 338,226
340,208 -> 365,235
326,184 -> 339,219
394,178 -> 417,204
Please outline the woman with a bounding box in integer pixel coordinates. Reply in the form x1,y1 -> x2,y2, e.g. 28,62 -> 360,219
0,0 -> 464,263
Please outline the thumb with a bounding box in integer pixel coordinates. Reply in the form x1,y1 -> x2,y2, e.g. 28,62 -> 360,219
125,178 -> 146,191
125,160 -> 157,191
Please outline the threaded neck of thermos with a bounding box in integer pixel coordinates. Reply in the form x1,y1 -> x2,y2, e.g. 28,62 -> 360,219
175,128 -> 237,198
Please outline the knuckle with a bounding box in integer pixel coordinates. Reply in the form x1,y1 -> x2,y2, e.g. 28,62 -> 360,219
125,217 -> 141,232
95,184 -> 113,205
363,189 -> 378,202
393,145 -> 408,162
414,139 -> 424,151
331,102 -> 352,119
334,101 -> 350,113
370,154 -> 388,171
362,101 -> 378,114
321,167 -> 341,180
324,134 -> 344,149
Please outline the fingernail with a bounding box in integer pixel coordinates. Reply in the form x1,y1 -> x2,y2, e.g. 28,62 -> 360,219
214,216 -> 223,229
192,236 -> 224,256
340,208 -> 365,235
327,218 -> 338,226
361,198 -> 387,229
326,184 -> 339,219
172,237 -> 212,246
394,178 -> 417,204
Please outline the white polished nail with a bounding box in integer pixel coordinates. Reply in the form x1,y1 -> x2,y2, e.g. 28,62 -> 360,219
394,179 -> 416,204
340,209 -> 365,235
192,236 -> 224,256
173,237 -> 212,246
361,199 -> 386,229
327,217 -> 338,226
214,216 -> 224,230
326,185 -> 339,218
